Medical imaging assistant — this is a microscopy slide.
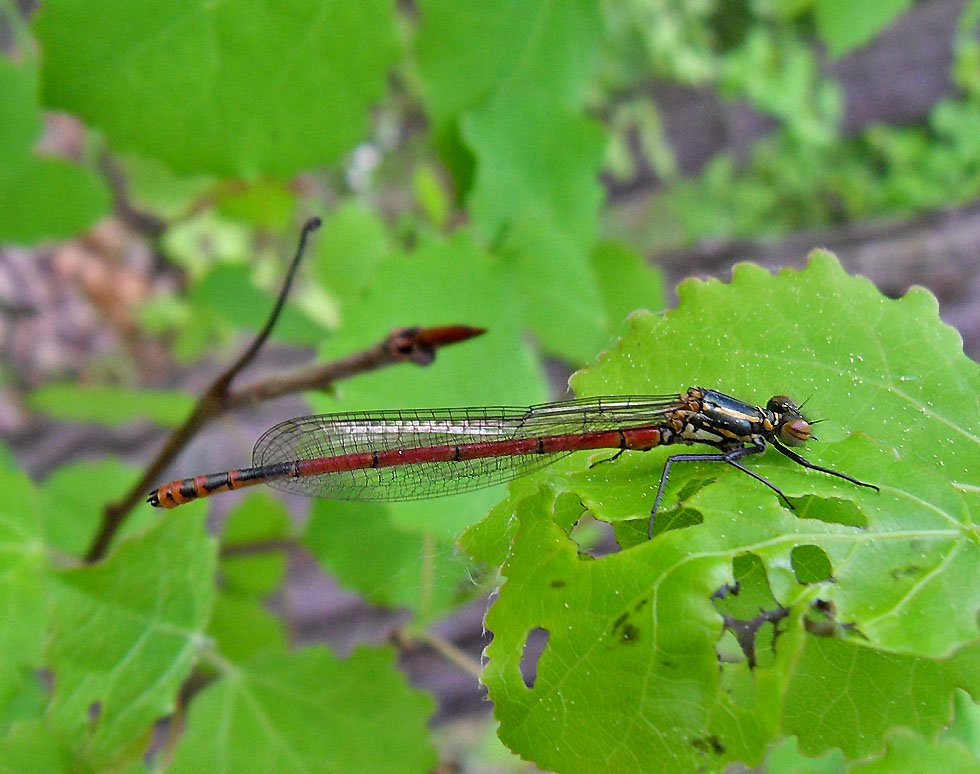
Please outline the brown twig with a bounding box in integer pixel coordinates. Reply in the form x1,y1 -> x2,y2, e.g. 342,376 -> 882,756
219,537 -> 298,559
97,149 -> 168,239
86,218 -> 485,561
224,325 -> 485,411
393,629 -> 484,681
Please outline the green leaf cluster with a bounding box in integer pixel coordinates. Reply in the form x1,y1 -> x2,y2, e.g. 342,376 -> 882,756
2,0 -> 978,772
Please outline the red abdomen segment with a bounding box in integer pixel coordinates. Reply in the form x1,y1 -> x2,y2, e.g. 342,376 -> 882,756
147,426 -> 664,508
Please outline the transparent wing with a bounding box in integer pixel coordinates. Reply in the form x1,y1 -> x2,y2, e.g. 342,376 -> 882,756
252,395 -> 681,501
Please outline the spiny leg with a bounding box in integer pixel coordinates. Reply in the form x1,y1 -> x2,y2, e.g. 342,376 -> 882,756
648,442 -> 792,540
771,439 -> 879,492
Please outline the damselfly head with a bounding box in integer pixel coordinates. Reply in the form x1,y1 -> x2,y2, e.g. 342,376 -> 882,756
766,395 -> 812,447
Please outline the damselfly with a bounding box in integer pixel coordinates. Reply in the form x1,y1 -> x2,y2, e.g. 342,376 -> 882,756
148,387 -> 877,536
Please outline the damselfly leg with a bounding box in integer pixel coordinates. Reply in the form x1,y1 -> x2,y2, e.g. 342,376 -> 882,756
648,437 -> 878,539
771,438 -> 878,490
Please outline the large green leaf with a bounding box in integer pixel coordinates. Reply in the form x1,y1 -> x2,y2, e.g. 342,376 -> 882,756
0,54 -> 108,244
35,0 -> 399,177
463,97 -> 610,362
477,253 -> 980,771
0,472 -> 48,714
46,513 -> 215,767
417,0 -> 600,126
40,460 -> 142,556
28,384 -> 194,428
168,647 -> 437,773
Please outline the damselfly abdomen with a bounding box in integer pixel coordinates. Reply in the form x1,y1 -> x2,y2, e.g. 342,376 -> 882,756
148,387 -> 878,535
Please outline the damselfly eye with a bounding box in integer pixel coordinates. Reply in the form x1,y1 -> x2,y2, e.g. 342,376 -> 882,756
780,418 -> 811,447
766,395 -> 800,414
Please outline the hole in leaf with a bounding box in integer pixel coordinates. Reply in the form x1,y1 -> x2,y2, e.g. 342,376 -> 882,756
570,514 -> 619,557
791,544 -> 833,584
713,553 -> 786,668
690,735 -> 726,756
791,496 -> 867,528
519,627 -> 549,689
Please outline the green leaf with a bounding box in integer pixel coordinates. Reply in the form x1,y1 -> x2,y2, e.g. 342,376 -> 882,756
590,239 -> 666,324
304,230 -> 548,612
169,647 -> 437,774
312,201 -> 391,306
0,721 -> 77,774
0,471 -> 48,700
850,731 -> 980,773
305,502 -> 471,619
462,87 -> 609,363
208,591 -> 287,664
312,229 -> 548,533
417,0 -> 601,126
477,254 -> 980,771
28,383 -> 194,428
40,460 -> 141,556
814,0 -> 914,58
0,55 -> 108,244
220,493 -> 291,597
191,265 -> 329,347
35,0 -> 400,178
486,489 -> 773,772
46,512 -> 215,767
783,635 -> 980,760
463,95 -> 605,248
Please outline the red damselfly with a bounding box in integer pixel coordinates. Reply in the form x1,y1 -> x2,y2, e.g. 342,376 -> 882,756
148,387 -> 878,537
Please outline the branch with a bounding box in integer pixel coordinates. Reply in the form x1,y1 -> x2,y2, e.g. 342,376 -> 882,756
393,629 -> 484,681
224,325 -> 485,410
87,218 -> 485,561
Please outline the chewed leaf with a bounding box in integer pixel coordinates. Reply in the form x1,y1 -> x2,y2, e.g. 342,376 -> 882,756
482,254 -> 980,772
561,252 -> 980,654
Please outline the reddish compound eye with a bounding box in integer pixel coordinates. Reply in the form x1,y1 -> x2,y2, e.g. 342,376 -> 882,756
780,418 -> 811,447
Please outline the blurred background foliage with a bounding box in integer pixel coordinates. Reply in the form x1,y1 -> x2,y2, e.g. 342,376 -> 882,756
2,0 -> 980,771
2,0 -> 978,390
